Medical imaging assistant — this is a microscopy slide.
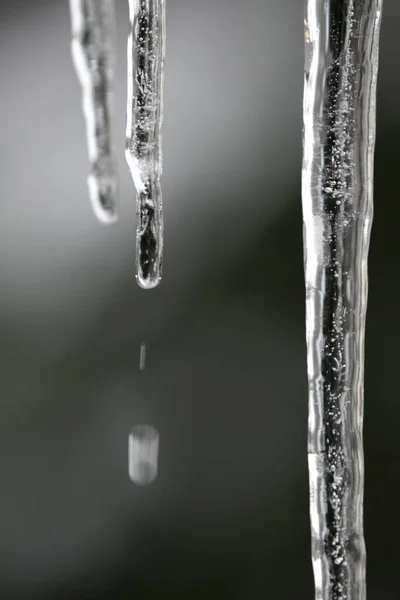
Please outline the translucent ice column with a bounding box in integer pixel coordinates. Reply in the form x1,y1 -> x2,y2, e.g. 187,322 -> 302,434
302,1 -> 382,599
125,0 -> 166,289
69,0 -> 118,224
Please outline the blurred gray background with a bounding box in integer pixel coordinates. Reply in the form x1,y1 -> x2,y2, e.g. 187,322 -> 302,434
0,0 -> 399,598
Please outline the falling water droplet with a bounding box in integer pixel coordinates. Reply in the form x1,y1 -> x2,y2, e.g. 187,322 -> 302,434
129,424 -> 159,485
139,343 -> 146,370
125,0 -> 166,289
302,2 -> 382,599
69,0 -> 118,223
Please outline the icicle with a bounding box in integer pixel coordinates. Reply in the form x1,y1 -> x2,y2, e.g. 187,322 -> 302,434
125,0 -> 166,289
302,2 -> 383,598
69,0 -> 118,224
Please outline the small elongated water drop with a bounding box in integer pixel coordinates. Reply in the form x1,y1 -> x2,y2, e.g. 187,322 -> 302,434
302,2 -> 382,599
69,0 -> 118,224
125,0 -> 166,289
139,343 -> 147,370
129,424 -> 159,485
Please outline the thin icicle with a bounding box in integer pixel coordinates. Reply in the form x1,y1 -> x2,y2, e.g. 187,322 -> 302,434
69,0 -> 118,224
302,1 -> 382,599
125,0 -> 166,289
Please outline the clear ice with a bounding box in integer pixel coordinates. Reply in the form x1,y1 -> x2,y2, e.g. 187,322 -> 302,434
302,1 -> 383,599
129,424 -> 159,485
69,0 -> 118,224
125,0 -> 166,289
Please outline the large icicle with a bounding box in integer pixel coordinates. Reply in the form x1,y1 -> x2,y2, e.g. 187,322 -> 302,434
302,1 -> 382,598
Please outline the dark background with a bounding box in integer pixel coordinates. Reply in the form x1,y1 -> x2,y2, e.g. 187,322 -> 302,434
0,1 -> 399,598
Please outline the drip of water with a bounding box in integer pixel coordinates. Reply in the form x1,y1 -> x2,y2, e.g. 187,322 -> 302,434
302,2 -> 382,598
69,0 -> 118,224
139,342 -> 147,370
129,424 -> 159,485
125,0 -> 166,289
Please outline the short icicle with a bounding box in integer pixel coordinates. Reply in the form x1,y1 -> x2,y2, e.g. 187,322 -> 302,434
69,0 -> 118,224
125,0 -> 166,289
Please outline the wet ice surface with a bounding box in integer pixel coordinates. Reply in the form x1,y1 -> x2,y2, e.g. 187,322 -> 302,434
69,0 -> 118,224
302,2 -> 382,599
125,0 -> 166,289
